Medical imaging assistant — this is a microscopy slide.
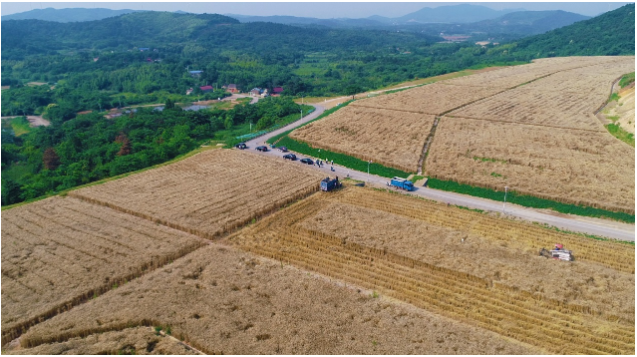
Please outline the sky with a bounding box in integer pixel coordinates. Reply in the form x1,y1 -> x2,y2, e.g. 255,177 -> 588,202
1,1 -> 631,18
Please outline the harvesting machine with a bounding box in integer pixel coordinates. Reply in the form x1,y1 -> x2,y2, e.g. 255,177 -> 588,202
539,244 -> 573,261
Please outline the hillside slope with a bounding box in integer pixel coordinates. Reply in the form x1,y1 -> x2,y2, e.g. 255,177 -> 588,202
472,10 -> 589,35
504,4 -> 635,57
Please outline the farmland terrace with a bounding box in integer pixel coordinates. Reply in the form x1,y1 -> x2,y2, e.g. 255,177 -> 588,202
287,56 -> 636,215
4,144 -> 634,354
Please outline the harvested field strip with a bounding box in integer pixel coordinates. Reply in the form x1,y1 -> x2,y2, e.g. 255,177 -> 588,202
1,196 -> 207,345
289,106 -> 434,172
446,115 -> 603,133
349,84 -> 505,116
425,118 -> 635,214
234,227 -> 633,354
336,189 -> 634,272
71,149 -> 325,239
20,244 -> 542,355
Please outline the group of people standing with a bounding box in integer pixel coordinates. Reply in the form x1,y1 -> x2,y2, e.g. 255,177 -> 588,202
316,159 -> 335,171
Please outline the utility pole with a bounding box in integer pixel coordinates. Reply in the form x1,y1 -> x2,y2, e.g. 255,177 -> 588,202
503,186 -> 508,213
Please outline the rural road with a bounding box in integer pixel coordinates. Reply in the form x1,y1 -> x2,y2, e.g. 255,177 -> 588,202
243,102 -> 635,242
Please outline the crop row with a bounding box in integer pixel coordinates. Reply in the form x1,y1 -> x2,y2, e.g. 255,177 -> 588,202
233,222 -> 634,354
337,188 -> 634,273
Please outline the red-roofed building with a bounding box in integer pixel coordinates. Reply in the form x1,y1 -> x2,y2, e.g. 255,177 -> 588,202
200,85 -> 214,93
273,87 -> 284,94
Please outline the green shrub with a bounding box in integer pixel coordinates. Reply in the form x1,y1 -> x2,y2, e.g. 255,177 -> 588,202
619,72 -> 635,88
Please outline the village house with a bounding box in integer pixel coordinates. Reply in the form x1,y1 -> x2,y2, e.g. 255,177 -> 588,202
186,87 -> 194,95
226,84 -> 239,93
200,85 -> 214,93
249,88 -> 262,97
272,87 -> 284,96
189,70 -> 203,78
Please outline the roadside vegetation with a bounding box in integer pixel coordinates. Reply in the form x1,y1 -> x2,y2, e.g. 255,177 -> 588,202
427,178 -> 635,223
1,97 -> 304,206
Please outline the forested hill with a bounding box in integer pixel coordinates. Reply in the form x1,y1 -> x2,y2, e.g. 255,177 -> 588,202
1,13 -> 239,57
498,4 -> 635,58
1,11 -> 441,60
1,7 -> 143,22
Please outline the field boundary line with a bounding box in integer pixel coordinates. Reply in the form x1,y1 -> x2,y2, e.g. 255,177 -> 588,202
1,241 -> 207,346
443,115 -> 606,133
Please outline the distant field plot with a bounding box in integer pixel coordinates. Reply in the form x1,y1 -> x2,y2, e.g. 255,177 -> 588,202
426,118 -> 635,213
523,59 -> 635,97
350,83 -> 504,115
70,149 -> 324,239
19,243 -> 538,355
1,196 -> 205,345
289,106 -> 435,172
448,86 -> 606,131
226,187 -> 634,354
441,56 -> 622,89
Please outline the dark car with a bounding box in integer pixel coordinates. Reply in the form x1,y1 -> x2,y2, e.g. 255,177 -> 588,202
256,145 -> 269,152
235,142 -> 247,150
300,158 -> 314,165
283,153 -> 297,161
279,146 -> 288,152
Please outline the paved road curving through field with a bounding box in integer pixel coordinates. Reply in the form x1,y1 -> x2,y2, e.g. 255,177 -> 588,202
243,102 -> 635,242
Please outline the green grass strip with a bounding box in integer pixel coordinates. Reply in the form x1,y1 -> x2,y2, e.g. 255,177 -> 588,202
427,178 -> 635,223
605,123 -> 635,147
276,136 -> 410,178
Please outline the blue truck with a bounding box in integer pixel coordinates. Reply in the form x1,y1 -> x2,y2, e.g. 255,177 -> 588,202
389,177 -> 414,191
321,176 -> 342,192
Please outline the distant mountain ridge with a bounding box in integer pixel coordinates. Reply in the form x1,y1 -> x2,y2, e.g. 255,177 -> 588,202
392,4 -> 524,24
1,7 -> 145,22
467,10 -> 590,35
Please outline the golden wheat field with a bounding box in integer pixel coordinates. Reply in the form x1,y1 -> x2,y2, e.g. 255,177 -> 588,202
18,243 -> 541,355
350,83 -> 504,115
447,85 -> 607,131
7,327 -> 201,355
226,186 -> 634,354
426,117 -> 635,213
1,196 -> 206,345
441,56 -> 624,89
290,106 -> 436,172
69,149 -> 325,239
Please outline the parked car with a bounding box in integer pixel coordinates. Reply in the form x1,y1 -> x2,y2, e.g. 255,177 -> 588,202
300,158 -> 314,165
283,153 -> 297,161
279,146 -> 288,152
235,142 -> 247,150
256,145 -> 269,152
